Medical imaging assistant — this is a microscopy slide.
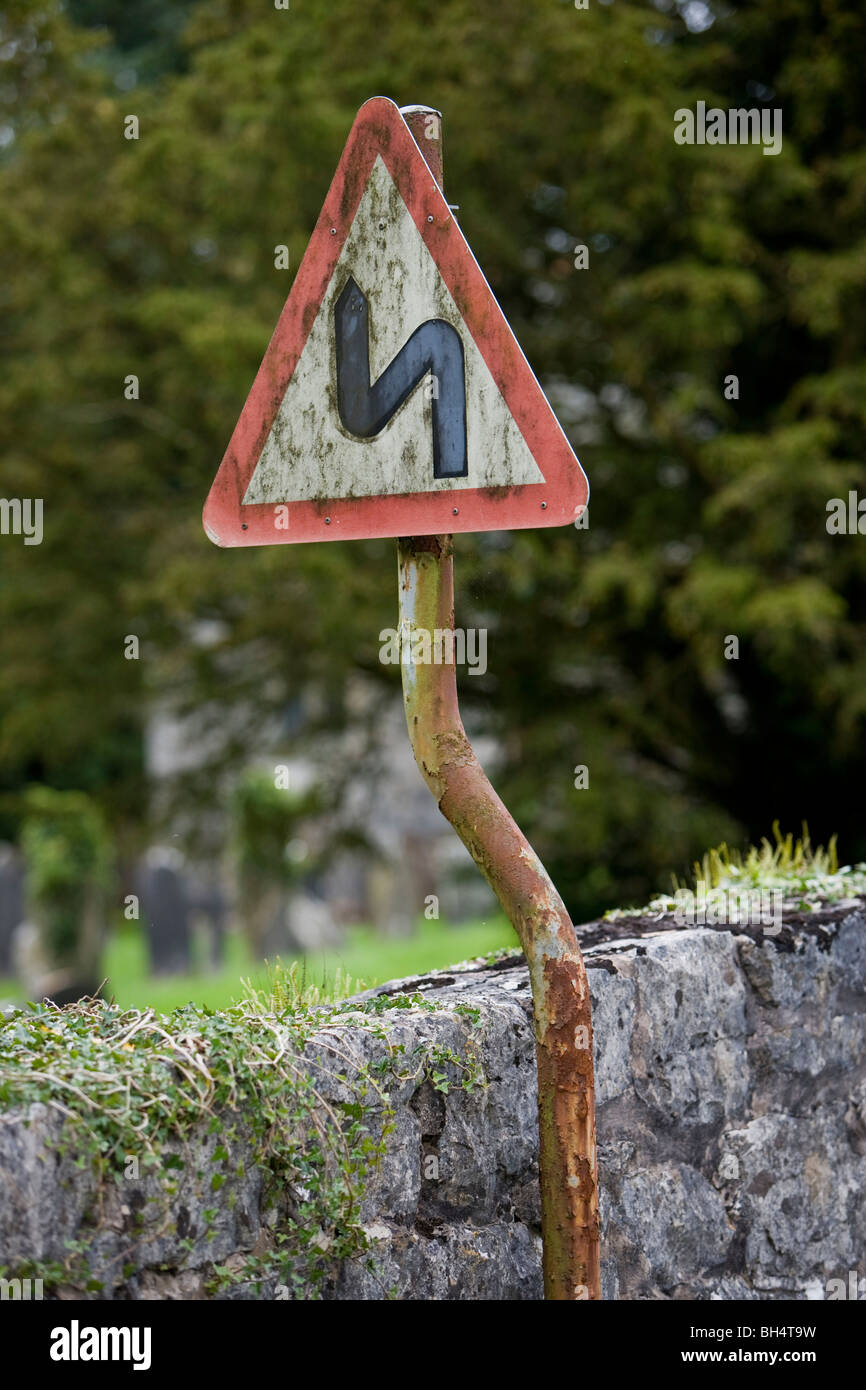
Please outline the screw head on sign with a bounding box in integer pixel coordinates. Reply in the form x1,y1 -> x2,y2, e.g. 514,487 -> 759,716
427,215 -> 434,224
325,517 -> 331,525
330,228 -> 337,235
452,507 -> 459,515
541,502 -> 547,510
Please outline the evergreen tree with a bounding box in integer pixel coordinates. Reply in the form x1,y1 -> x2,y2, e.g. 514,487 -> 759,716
1,0 -> 864,914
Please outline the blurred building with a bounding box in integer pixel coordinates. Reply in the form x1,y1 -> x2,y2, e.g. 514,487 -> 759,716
143,686 -> 497,949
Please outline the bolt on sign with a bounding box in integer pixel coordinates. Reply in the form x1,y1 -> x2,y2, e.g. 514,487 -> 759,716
203,96 -> 588,546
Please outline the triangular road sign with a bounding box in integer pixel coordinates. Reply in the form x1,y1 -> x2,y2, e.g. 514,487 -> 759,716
203,97 -> 588,546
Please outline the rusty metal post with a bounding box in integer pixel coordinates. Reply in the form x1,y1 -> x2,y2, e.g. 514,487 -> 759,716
397,106 -> 601,1302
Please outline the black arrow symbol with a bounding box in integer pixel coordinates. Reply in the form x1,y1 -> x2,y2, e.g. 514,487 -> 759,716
334,275 -> 467,479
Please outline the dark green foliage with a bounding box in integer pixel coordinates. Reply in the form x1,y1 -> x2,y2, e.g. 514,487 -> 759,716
1,0 -> 864,916
67,0 -> 197,80
230,769 -> 316,884
19,787 -> 112,958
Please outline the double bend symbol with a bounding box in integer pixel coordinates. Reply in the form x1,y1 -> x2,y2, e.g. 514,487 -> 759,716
334,276 -> 468,479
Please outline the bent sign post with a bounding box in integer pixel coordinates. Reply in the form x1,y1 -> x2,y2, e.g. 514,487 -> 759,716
204,97 -> 600,1301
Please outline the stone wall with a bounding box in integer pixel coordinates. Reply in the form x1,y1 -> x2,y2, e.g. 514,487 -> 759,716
1,902 -> 864,1300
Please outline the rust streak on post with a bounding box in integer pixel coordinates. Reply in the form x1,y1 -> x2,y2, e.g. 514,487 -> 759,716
397,100 -> 600,1305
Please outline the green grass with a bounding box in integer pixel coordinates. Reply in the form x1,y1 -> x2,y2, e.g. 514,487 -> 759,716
3,825 -> 862,1010
0,914 -> 516,1013
605,823 -> 866,920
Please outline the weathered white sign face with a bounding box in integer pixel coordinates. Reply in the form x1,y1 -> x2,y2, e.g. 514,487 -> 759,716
243,157 -> 544,505
204,97 -> 587,546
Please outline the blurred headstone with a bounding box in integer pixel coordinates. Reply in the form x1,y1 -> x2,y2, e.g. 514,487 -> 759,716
319,852 -> 367,925
366,848 -> 419,936
12,891 -> 105,1007
0,844 -> 24,975
187,874 -> 227,970
242,880 -> 292,959
138,849 -> 192,976
436,835 -> 497,923
286,891 -> 342,952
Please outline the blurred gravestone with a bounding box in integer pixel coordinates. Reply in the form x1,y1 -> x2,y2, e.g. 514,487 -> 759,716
286,891 -> 342,953
436,835 -> 497,923
318,851 -> 367,926
366,846 -> 421,937
187,873 -> 227,970
0,845 -> 24,975
138,850 -> 192,976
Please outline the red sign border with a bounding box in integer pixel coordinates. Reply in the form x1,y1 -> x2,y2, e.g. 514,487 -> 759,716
203,97 -> 588,547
